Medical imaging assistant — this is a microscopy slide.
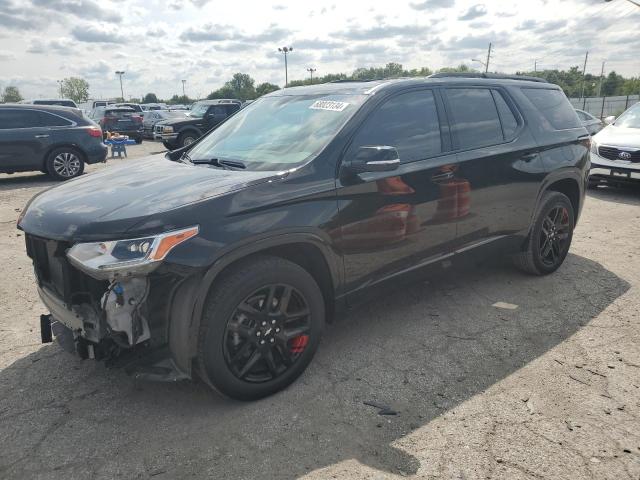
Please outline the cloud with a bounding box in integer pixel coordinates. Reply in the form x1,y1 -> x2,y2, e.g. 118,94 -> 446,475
516,19 -> 568,34
339,24 -> 431,41
71,24 -> 130,44
0,49 -> 15,60
409,0 -> 455,10
180,24 -> 290,43
31,0 -> 122,22
458,4 -> 487,21
27,38 -> 75,55
0,12 -> 40,30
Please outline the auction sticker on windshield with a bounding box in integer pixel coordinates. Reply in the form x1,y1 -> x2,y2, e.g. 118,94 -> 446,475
309,100 -> 350,112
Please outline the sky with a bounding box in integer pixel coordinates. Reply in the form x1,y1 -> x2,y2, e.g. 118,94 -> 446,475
0,0 -> 639,100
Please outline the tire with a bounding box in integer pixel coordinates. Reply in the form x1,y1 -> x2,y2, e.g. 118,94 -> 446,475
134,136 -> 143,144
197,255 -> 325,400
587,177 -> 600,189
179,131 -> 198,148
512,191 -> 575,275
45,147 -> 85,181
162,141 -> 174,150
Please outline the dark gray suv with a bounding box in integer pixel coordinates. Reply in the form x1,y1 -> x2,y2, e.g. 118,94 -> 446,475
0,104 -> 108,180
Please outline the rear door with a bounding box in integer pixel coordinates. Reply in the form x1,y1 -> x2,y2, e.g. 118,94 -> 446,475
443,86 -> 544,248
0,109 -> 52,171
336,88 -> 460,294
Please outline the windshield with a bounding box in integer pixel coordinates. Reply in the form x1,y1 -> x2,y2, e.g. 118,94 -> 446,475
614,103 -> 640,129
187,94 -> 366,171
189,103 -> 209,118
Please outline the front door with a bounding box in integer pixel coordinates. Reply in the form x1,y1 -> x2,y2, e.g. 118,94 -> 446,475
334,89 -> 460,295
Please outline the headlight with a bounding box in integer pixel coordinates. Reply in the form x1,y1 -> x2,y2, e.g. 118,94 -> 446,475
162,126 -> 174,133
67,226 -> 198,279
590,140 -> 598,154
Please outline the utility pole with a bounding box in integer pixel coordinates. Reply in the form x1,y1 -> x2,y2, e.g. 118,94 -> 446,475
306,67 -> 316,84
485,42 -> 492,73
580,51 -> 589,100
182,79 -> 186,98
115,71 -> 125,101
278,46 -> 293,87
597,61 -> 606,97
534,59 -> 537,73
57,80 -> 63,98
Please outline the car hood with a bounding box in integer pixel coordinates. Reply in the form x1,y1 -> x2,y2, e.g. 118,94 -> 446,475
19,155 -> 283,241
594,125 -> 640,148
161,116 -> 201,126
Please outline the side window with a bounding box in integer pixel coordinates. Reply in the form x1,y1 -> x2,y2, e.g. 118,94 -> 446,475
522,88 -> 581,130
575,110 -> 588,121
446,88 -> 503,149
227,104 -> 240,115
0,109 -> 42,129
210,106 -> 226,116
39,112 -> 72,127
492,90 -> 519,139
349,90 -> 441,163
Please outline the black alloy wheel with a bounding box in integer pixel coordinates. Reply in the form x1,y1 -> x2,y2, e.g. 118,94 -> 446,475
224,284 -> 311,383
538,206 -> 571,268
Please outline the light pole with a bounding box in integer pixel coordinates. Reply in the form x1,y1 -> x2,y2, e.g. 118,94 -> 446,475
278,46 -> 293,87
471,58 -> 487,71
182,79 -> 186,98
115,71 -> 125,101
57,80 -> 63,98
306,67 -> 316,84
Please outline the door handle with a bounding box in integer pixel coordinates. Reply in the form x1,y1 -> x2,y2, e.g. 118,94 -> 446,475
34,134 -> 49,138
521,152 -> 538,162
431,171 -> 455,182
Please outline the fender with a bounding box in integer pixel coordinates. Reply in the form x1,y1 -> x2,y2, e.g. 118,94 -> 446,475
177,126 -> 203,138
168,231 -> 343,376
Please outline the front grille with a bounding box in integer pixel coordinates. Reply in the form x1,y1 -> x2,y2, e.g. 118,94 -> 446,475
598,146 -> 640,163
25,235 -> 107,305
155,125 -> 164,133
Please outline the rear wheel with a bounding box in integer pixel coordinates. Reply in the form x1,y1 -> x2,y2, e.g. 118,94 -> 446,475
162,141 -> 174,150
134,136 -> 143,144
513,191 -> 574,275
197,256 -> 325,400
46,147 -> 85,181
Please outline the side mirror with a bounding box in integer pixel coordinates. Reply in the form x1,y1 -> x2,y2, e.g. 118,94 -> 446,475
604,115 -> 616,125
344,146 -> 400,174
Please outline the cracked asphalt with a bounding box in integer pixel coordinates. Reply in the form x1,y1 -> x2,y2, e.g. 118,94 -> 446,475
1,143 -> 639,479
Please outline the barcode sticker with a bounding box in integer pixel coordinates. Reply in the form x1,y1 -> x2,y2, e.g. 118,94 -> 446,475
309,100 -> 350,112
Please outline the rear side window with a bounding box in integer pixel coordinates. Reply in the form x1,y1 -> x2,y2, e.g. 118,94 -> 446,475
40,112 -> 72,127
446,88 -> 504,149
0,109 -> 42,129
492,91 -> 519,139
522,88 -> 581,130
349,90 -> 441,163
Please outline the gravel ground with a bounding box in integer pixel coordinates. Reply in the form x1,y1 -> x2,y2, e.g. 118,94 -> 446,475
0,143 -> 639,479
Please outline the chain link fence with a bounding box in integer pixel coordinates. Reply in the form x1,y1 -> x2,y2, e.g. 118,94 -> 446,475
569,95 -> 640,119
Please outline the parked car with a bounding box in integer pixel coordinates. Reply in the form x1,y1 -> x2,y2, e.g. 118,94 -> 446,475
114,103 -> 144,113
142,110 -> 188,139
21,99 -> 78,109
140,103 -> 168,111
575,108 -> 603,136
158,99 -> 242,149
589,102 -> 640,187
18,74 -> 589,400
0,104 -> 107,180
90,106 -> 143,143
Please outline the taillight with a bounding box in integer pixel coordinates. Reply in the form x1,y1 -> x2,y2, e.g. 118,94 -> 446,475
133,115 -> 142,123
87,126 -> 102,138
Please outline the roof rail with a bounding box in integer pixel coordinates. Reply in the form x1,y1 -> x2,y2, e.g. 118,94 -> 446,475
428,72 -> 548,83
329,78 -> 384,83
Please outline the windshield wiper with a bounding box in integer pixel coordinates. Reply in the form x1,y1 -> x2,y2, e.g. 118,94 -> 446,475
191,158 -> 246,169
179,151 -> 193,164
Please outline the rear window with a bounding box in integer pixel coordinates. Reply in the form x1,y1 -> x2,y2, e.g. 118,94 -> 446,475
40,112 -> 72,127
105,109 -> 136,119
522,88 -> 581,130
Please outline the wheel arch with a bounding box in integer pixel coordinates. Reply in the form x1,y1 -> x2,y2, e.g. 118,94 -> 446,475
169,234 -> 342,376
43,143 -> 87,169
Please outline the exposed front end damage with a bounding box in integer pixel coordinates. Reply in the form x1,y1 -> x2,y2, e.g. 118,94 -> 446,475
27,233 -> 194,381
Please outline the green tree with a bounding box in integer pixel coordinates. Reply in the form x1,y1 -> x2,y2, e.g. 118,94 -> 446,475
437,64 -> 475,74
255,82 -> 280,97
601,71 -> 625,97
60,77 -> 90,103
167,94 -> 194,105
207,73 -> 257,101
1,86 -> 23,103
142,93 -> 159,103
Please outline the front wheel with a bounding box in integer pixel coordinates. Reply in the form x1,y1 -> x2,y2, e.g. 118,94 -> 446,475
179,132 -> 198,148
512,191 -> 575,275
197,256 -> 325,400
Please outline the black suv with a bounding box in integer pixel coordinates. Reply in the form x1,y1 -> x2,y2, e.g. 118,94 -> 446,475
0,104 -> 107,180
90,106 -> 144,144
158,99 -> 241,149
18,74 -> 590,400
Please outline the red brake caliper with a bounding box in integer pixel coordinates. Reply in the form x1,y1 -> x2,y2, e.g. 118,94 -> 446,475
290,335 -> 309,354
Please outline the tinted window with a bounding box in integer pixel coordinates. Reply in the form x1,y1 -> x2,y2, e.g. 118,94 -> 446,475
349,90 -> 441,163
40,112 -> 72,127
34,100 -> 77,108
447,88 -> 503,149
210,106 -> 226,116
0,110 -> 42,129
575,110 -> 588,121
522,88 -> 581,130
492,91 -> 519,139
